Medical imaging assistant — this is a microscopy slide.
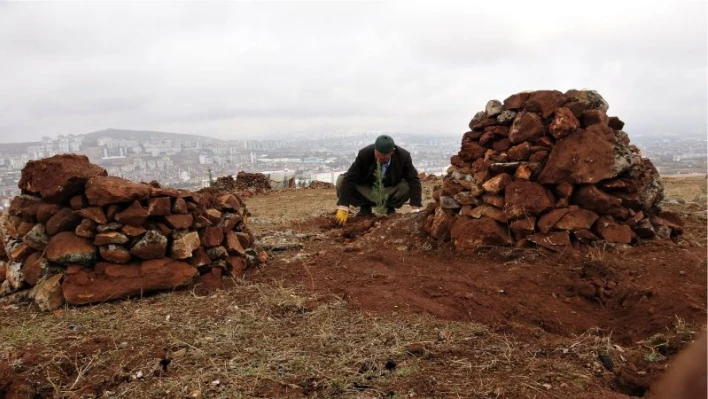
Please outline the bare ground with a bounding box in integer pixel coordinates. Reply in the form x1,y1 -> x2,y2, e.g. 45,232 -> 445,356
1,176 -> 706,398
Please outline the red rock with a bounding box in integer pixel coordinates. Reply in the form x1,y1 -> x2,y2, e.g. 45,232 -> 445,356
121,225 -> 147,237
18,221 -> 35,237
492,139 -> 512,151
228,256 -> 248,276
632,219 -> 656,238
99,245 -> 132,264
105,204 -> 120,221
114,201 -> 149,226
461,130 -> 483,143
171,231 -> 201,259
9,195 -> 41,220
85,176 -> 151,206
94,231 -> 129,246
608,116 -> 625,130
34,274 -> 65,311
563,101 -> 586,118
549,107 -> 580,139
164,214 -> 194,230
36,204 -> 63,223
650,214 -> 684,236
523,90 -> 567,118
507,142 -> 532,161
130,230 -> 168,260
172,197 -> 188,214
23,224 -> 49,251
503,92 -> 530,110
458,142 -> 487,162
479,131 -> 496,147
555,182 -> 574,198
75,219 -> 97,238
46,207 -> 83,236
450,217 -> 513,250
69,195 -> 88,210
564,89 -> 609,113
19,154 -> 107,203
224,231 -> 246,256
8,242 -> 32,262
461,204 -> 507,223
470,117 -> 499,131
555,207 -> 599,230
219,213 -> 242,231
510,216 -> 536,236
482,194 -> 504,208
147,197 -> 172,216
207,246 -> 228,260
528,150 -> 549,163
21,252 -> 46,286
46,232 -> 96,266
625,210 -> 644,227
236,232 -> 253,249
536,208 -> 570,234
537,126 -> 632,185
594,217 -> 633,244
573,185 -> 629,219
618,157 -> 664,213
482,173 -> 511,194
528,231 -> 571,251
581,109 -> 609,128
504,181 -> 554,220
453,191 -> 480,206
74,207 -> 108,225
574,229 -> 600,243
427,207 -> 455,241
62,259 -> 198,305
509,111 -> 545,144
190,246 -> 211,268
485,125 -> 509,137
205,209 -> 222,224
514,164 -> 533,181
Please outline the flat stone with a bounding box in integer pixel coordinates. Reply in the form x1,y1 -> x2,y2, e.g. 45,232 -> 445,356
8,242 -> 33,263
190,246 -> 212,268
205,209 -> 222,224
450,217 -> 513,250
573,185 -> 629,219
114,201 -> 150,227
503,92 -> 530,110
22,252 -> 48,286
172,197 -> 188,214
164,214 -> 194,230
510,216 -> 536,236
75,207 -> 108,225
504,181 -> 554,220
62,259 -> 198,305
555,207 -> 599,231
523,90 -> 567,118
75,219 -> 97,238
85,176 -> 152,206
23,224 -> 49,251
217,194 -> 241,211
482,173 -> 511,195
460,204 -> 507,223
121,225 -> 147,237
99,245 -> 132,264
94,231 -> 130,246
573,229 -> 599,244
509,111 -> 545,144
508,142 -> 531,161
171,231 -> 201,259
528,231 -> 571,251
594,217 -> 633,244
46,232 -> 96,266
33,274 -> 65,311
224,231 -> 246,256
536,208 -> 570,234
36,204 -> 64,223
46,207 -> 82,235
147,197 -> 172,216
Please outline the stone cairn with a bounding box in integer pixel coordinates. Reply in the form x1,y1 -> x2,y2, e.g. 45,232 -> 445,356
423,89 -> 684,252
0,154 -> 264,311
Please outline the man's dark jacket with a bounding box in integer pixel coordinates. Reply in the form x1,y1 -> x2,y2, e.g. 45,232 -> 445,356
337,144 -> 422,207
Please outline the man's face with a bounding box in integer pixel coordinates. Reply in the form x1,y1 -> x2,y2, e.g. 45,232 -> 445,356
375,150 -> 393,164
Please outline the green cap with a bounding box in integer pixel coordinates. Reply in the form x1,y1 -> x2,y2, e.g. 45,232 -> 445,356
374,135 -> 395,154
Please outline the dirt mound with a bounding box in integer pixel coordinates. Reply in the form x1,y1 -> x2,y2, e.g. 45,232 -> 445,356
1,155 -> 265,310
423,89 -> 680,252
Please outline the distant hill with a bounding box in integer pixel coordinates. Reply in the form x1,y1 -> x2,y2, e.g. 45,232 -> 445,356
81,128 -> 223,145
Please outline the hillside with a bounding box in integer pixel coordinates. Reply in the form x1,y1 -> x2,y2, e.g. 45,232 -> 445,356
81,128 -> 223,145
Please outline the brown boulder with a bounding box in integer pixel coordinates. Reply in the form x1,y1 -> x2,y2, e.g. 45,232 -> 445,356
45,207 -> 82,235
34,274 -> 65,311
85,176 -> 151,206
538,126 -> 632,185
225,231 -> 246,256
523,90 -> 567,118
450,217 -> 513,250
460,204 -> 507,223
62,259 -> 198,305
549,107 -> 580,139
172,197 -> 188,214
190,246 -> 212,268
504,181 -> 554,220
458,142 -> 487,162
503,92 -> 530,110
493,139 -> 512,151
94,231 -> 129,246
509,111 -> 545,144
608,116 -> 625,130
528,231 -> 571,251
99,245 -> 132,264
573,185 -> 629,219
574,229 -> 600,244
22,252 -> 47,286
75,207 -> 108,225
481,173 -> 512,195
75,219 -> 97,238
69,195 -> 88,210
114,201 -> 150,227
555,182 -> 574,199
9,195 -> 41,220
205,209 -> 222,224
46,232 -> 96,266
508,142 -> 532,161
514,164 -> 534,181
581,109 -> 609,128
8,242 -> 33,262
164,214 -> 194,230
121,225 -> 147,237
23,224 -> 49,251
427,207 -> 455,241
564,89 -> 609,113
147,197 -> 172,216
130,230 -> 168,260
36,203 -> 64,223
594,217 -> 633,244
18,154 -> 107,203
171,231 -> 201,259
482,194 -> 504,208
510,216 -> 536,236
554,207 -> 600,230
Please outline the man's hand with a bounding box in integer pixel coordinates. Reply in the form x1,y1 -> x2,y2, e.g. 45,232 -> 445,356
335,206 -> 349,226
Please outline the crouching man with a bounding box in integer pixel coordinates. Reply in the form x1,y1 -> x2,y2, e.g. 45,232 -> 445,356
334,135 -> 422,226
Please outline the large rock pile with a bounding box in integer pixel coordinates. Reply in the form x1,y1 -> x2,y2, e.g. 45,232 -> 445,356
1,154 -> 262,311
423,89 -> 683,251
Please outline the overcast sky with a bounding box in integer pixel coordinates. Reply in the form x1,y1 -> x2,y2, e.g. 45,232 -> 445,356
0,0 -> 706,143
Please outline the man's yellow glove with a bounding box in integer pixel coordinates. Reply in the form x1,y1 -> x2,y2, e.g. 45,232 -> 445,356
335,207 -> 349,226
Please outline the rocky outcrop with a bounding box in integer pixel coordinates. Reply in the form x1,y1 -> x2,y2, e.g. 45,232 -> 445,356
424,89 -> 677,251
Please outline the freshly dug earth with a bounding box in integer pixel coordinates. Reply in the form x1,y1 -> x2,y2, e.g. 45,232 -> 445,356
0,177 -> 705,398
